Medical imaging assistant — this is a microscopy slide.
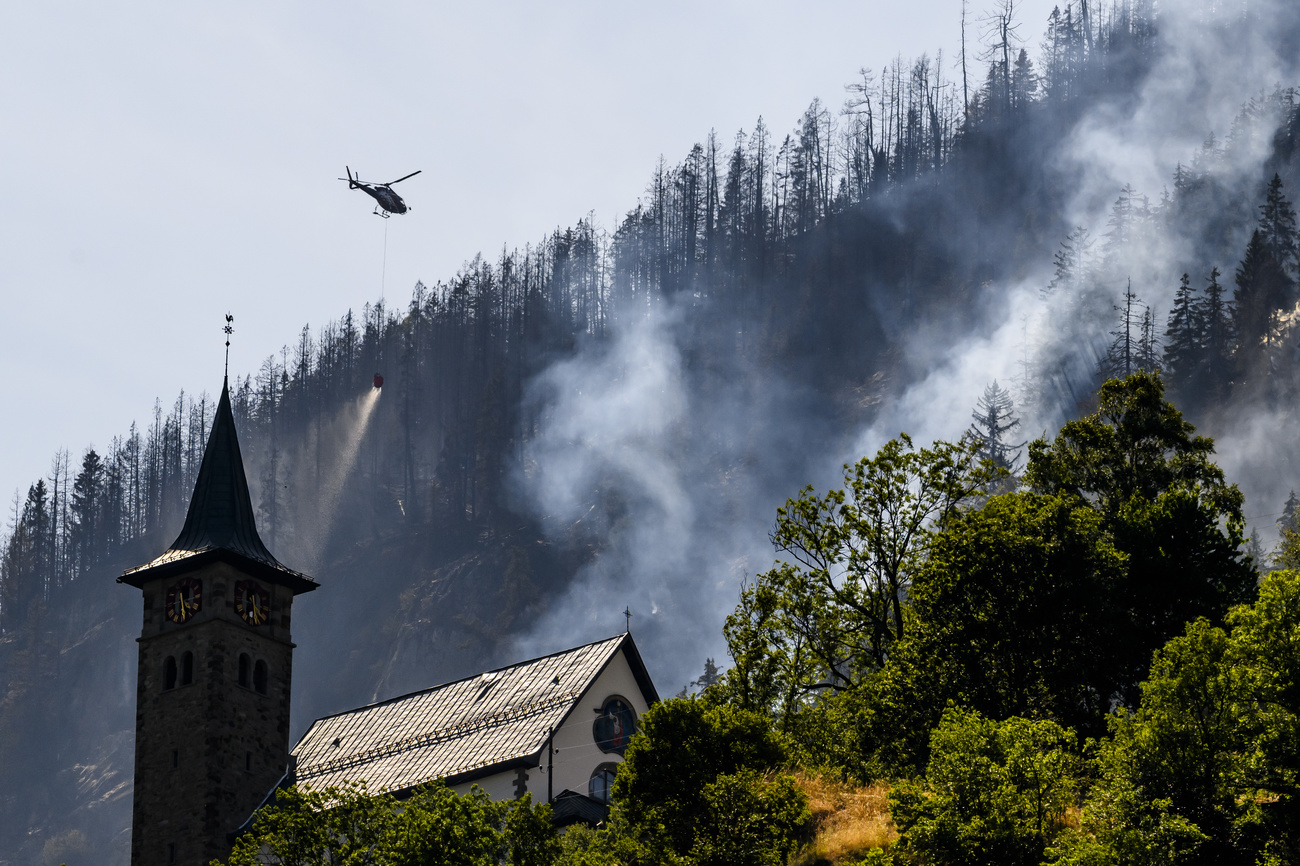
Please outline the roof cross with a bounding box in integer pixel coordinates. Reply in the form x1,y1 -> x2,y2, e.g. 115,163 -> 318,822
223,313 -> 234,378
623,606 -> 632,633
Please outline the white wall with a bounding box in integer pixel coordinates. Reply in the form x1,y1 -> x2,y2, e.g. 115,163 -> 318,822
546,646 -> 650,801
449,646 -> 652,805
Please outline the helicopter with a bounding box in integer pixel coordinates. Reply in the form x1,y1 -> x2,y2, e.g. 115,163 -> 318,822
339,166 -> 422,218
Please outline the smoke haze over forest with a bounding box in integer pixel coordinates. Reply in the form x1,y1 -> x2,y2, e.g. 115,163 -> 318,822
7,1 -> 1300,862
0,0 -> 1058,509
512,0 -> 1300,681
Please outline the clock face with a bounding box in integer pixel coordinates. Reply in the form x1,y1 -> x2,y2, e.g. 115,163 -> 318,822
165,578 -> 202,624
234,580 -> 270,626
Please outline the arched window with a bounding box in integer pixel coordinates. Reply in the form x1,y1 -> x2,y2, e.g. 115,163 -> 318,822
238,654 -> 251,688
589,763 -> 619,804
254,660 -> 268,695
181,651 -> 194,686
163,656 -> 177,690
592,696 -> 637,755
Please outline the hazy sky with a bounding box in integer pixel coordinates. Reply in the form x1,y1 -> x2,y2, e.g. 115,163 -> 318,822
0,0 -> 1058,510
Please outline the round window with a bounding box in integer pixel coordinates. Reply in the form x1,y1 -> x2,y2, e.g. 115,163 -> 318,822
593,696 -> 637,755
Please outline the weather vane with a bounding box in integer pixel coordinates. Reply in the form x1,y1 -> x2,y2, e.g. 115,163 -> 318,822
623,606 -> 632,634
224,314 -> 234,377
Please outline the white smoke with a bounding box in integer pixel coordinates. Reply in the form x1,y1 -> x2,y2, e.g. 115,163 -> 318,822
511,0 -> 1300,692
509,300 -> 831,691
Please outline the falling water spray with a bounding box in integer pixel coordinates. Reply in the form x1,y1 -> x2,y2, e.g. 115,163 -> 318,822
305,384 -> 382,568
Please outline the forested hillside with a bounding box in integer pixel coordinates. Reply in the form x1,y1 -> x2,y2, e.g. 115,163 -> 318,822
5,1 -> 1300,862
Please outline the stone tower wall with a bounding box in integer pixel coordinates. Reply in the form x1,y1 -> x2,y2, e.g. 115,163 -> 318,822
129,561 -> 295,866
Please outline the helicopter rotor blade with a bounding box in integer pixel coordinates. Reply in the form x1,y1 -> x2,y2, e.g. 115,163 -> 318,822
388,170 -> 422,185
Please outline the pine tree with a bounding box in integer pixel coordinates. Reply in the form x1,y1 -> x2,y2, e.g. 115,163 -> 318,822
1275,490 -> 1300,571
1279,490 -> 1298,536
1234,177 -> 1299,385
968,380 -> 1026,473
1011,48 -> 1037,110
1245,528 -> 1267,572
70,449 -> 104,580
690,658 -> 722,692
1135,305 -> 1160,372
1046,226 -> 1093,297
1101,280 -> 1143,379
1234,229 -> 1289,380
1197,267 -> 1233,397
1103,184 -> 1139,260
1164,273 -> 1199,390
1259,173 -> 1298,268
1,482 -> 51,630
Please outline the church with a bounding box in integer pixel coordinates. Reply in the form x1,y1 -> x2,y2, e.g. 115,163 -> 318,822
118,378 -> 658,866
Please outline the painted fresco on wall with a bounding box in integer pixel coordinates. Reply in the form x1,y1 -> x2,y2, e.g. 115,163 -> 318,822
593,696 -> 636,754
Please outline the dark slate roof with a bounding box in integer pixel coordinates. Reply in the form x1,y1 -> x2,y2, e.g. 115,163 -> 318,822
119,378 -> 316,593
550,790 -> 608,828
291,633 -> 657,796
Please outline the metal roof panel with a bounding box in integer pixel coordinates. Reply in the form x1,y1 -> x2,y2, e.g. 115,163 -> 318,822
293,634 -> 630,795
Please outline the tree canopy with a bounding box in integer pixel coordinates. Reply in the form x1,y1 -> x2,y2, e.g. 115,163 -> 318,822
1024,371 -> 1254,706
219,781 -> 558,866
718,435 -> 990,728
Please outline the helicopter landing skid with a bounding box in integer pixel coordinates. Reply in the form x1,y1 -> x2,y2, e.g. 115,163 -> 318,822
373,208 -> 391,219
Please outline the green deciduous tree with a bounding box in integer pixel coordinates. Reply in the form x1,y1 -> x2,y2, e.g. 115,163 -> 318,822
687,769 -> 810,866
606,699 -> 807,866
219,780 -> 558,866
878,491 -> 1125,757
1111,620 -> 1244,851
889,707 -> 1077,866
1023,372 -> 1254,708
1049,741 -> 1207,866
856,375 -> 1252,775
1225,568 -> 1300,860
1053,570 -> 1300,863
719,435 -> 990,726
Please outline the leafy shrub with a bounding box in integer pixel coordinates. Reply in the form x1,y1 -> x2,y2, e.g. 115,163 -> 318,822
889,706 -> 1076,866
606,698 -> 808,866
219,780 -> 558,866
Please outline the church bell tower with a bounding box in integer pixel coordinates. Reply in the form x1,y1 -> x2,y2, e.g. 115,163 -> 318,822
119,378 -> 317,866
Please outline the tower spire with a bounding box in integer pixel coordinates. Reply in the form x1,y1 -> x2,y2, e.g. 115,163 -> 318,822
118,376 -> 315,593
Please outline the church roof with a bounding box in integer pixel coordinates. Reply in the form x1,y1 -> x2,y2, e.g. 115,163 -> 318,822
550,789 -> 610,827
291,633 -> 657,796
119,378 -> 316,593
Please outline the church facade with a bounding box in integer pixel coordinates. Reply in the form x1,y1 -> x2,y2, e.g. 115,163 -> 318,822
121,380 -> 656,865
291,632 -> 657,813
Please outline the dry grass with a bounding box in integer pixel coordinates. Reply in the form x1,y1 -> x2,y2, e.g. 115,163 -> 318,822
1062,803 -> 1083,832
790,772 -> 897,866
